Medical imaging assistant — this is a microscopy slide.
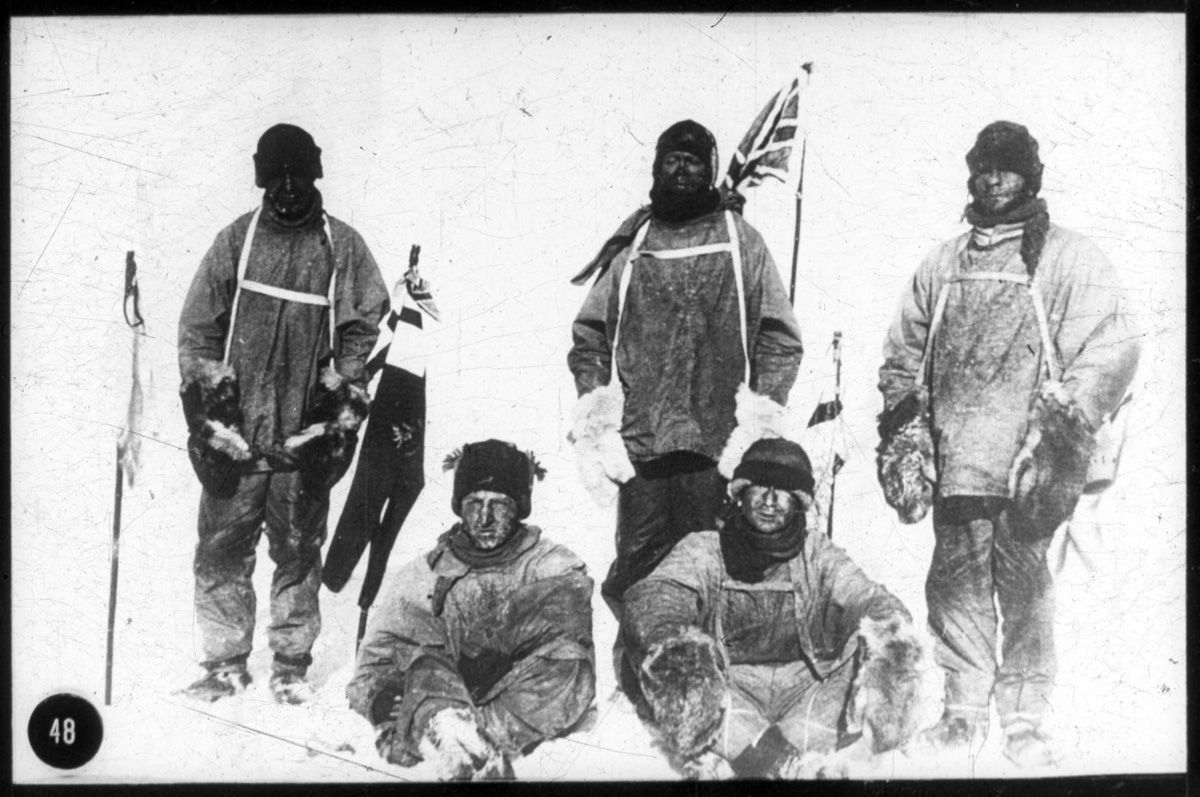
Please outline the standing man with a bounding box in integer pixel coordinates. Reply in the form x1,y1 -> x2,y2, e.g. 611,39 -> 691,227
568,120 -> 804,679
876,121 -> 1140,766
348,439 -> 595,781
178,123 -> 389,703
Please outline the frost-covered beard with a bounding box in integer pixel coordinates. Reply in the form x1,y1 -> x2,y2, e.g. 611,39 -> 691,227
461,494 -> 519,551
264,174 -> 320,225
649,172 -> 720,223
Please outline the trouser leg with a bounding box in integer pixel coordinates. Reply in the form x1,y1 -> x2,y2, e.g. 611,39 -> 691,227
993,504 -> 1056,727
264,469 -> 329,664
926,497 -> 999,717
774,658 -> 856,755
193,473 -> 269,667
718,664 -> 774,762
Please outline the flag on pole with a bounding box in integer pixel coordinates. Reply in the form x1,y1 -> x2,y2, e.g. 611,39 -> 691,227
722,71 -> 806,194
797,331 -> 848,537
324,246 -> 437,640
118,251 -> 146,486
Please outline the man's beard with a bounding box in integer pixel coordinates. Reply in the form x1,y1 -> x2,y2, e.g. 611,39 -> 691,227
649,177 -> 720,224
266,186 -> 319,224
465,520 -> 515,551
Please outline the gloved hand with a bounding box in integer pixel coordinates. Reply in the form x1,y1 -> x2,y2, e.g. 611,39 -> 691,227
371,690 -> 420,768
1008,381 -> 1095,541
282,363 -> 370,491
179,358 -> 252,496
569,383 -> 635,503
419,706 -> 509,782
876,388 -> 936,524
849,614 -> 925,753
640,628 -> 728,766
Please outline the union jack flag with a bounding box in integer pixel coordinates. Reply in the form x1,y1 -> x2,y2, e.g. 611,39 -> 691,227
722,68 -> 808,194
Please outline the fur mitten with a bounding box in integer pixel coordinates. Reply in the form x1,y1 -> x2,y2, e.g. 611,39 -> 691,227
418,707 -> 510,781
717,383 -> 788,479
846,615 -> 926,754
639,628 -> 728,767
1008,381 -> 1096,541
876,388 -> 936,524
180,358 -> 252,496
283,364 -> 370,492
569,383 -> 635,504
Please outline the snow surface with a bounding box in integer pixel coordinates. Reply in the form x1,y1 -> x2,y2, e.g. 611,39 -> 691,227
10,13 -> 1187,784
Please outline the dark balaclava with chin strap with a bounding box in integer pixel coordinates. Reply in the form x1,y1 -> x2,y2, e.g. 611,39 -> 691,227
650,119 -> 723,223
254,123 -> 324,188
963,120 -> 1050,275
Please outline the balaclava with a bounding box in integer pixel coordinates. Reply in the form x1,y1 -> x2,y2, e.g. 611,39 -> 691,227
254,123 -> 324,188
650,119 -> 722,223
964,120 -> 1049,275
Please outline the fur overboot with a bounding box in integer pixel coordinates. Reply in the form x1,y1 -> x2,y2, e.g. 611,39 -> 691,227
1008,380 -> 1096,541
569,383 -> 635,504
876,388 -> 936,524
639,628 -> 728,769
284,364 -> 370,492
717,383 -> 788,479
180,358 -> 252,496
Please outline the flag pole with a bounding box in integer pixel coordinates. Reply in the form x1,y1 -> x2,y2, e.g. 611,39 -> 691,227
788,62 -> 814,307
827,330 -> 842,539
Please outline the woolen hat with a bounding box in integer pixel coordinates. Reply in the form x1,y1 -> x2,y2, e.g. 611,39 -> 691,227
965,121 -> 1043,196
254,123 -> 323,188
449,439 -> 535,520
654,119 -> 719,185
728,437 -> 815,505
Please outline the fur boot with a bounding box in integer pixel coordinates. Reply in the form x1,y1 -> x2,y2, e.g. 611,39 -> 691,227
717,383 -> 788,479
569,383 -> 635,504
418,707 -> 511,781
846,615 -> 926,754
180,358 -> 252,496
639,628 -> 728,768
1008,380 -> 1096,541
284,364 -> 370,492
876,388 -> 936,524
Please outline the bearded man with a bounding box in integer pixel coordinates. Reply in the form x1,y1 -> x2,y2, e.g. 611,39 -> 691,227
876,121 -> 1140,766
177,123 -> 389,703
347,439 -> 596,781
568,120 -> 804,692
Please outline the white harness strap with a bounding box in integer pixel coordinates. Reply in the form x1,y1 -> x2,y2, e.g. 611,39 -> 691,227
919,265 -> 1060,386
224,208 -> 337,364
613,211 -> 749,382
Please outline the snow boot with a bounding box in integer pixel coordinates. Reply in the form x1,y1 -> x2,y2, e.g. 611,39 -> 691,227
911,711 -> 986,755
1002,720 -> 1059,768
270,659 -> 315,705
178,665 -> 251,702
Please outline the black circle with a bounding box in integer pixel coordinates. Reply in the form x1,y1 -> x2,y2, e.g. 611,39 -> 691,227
27,693 -> 104,769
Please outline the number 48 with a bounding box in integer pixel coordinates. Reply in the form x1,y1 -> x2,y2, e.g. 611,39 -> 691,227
50,717 -> 76,745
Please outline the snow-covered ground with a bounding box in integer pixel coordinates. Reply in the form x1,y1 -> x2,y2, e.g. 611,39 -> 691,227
10,14 -> 1186,784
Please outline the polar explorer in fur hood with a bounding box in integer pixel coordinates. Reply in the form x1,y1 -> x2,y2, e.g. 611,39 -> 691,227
177,123 -> 389,704
876,121 -> 1140,767
621,438 -> 925,779
567,119 -> 804,692
347,440 -> 596,781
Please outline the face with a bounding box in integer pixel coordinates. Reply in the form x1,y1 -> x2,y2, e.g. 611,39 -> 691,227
971,169 -> 1026,214
460,490 -> 519,550
264,169 -> 317,220
656,150 -> 709,196
739,484 -> 799,534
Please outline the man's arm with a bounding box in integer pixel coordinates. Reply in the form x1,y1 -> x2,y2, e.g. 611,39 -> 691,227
746,238 -> 804,404
332,227 -> 390,386
878,249 -> 940,413
567,258 -> 620,396
177,225 -> 239,375
1050,239 -> 1141,427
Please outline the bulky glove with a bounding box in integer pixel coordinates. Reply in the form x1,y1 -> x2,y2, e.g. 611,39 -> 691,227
282,363 -> 370,492
876,388 -> 936,524
569,382 -> 635,504
1008,381 -> 1096,541
847,614 -> 925,753
639,628 -> 728,768
179,358 -> 252,496
418,706 -> 511,781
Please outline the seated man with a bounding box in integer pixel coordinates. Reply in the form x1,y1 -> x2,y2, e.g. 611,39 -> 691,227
347,439 -> 596,781
623,438 -> 924,779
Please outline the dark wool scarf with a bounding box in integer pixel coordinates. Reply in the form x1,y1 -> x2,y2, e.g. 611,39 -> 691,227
718,507 -> 805,584
649,182 -> 723,225
964,194 -> 1050,276
440,521 -> 537,569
